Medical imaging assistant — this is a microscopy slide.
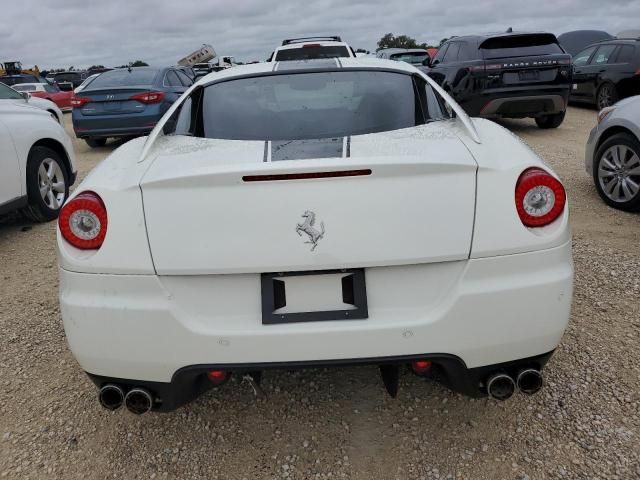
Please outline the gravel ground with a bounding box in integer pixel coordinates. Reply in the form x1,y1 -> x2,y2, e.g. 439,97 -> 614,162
1,107 -> 639,480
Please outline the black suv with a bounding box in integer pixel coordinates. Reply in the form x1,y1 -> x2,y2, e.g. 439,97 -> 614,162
53,71 -> 89,91
422,32 -> 572,128
571,38 -> 640,109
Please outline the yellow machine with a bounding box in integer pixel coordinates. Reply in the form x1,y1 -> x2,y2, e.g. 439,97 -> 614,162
0,61 -> 40,77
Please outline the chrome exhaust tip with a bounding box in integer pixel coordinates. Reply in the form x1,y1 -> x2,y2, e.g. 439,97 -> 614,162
98,384 -> 124,410
124,388 -> 153,415
516,368 -> 543,395
486,373 -> 516,401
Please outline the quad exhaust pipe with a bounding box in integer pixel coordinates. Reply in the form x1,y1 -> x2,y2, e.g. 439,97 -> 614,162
98,385 -> 153,414
487,369 -> 543,400
98,384 -> 125,410
516,368 -> 543,395
486,373 -> 516,401
124,388 -> 153,415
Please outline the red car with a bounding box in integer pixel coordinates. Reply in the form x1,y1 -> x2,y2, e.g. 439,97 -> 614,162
11,82 -> 73,111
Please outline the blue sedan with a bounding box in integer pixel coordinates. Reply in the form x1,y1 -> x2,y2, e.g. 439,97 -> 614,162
71,67 -> 193,148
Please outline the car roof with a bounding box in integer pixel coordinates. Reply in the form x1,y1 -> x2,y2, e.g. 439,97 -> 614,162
11,83 -> 45,87
195,57 -> 417,85
276,41 -> 350,51
446,31 -> 558,42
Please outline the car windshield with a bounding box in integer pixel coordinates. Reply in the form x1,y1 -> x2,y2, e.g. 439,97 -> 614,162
0,82 -> 25,99
390,52 -> 429,64
86,68 -> 158,88
275,46 -> 350,61
198,71 -> 433,141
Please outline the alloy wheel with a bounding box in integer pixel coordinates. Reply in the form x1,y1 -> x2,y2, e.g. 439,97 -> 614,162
598,144 -> 640,204
38,158 -> 66,210
597,85 -> 614,109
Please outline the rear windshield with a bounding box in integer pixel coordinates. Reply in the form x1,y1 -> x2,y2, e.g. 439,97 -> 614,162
88,69 -> 158,88
480,34 -> 563,59
275,46 -> 350,61
54,73 -> 81,81
197,71 -> 430,141
390,52 -> 429,65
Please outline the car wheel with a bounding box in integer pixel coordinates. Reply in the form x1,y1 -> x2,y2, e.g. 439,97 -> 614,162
593,133 -> 640,212
85,137 -> 107,148
22,146 -> 70,222
535,111 -> 565,129
597,83 -> 618,109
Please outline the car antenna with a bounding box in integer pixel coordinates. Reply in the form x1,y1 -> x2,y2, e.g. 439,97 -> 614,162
127,62 -> 133,73
506,27 -> 513,33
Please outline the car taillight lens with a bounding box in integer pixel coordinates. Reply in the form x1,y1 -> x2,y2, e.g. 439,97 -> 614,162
70,96 -> 91,107
129,91 -> 165,104
58,191 -> 108,249
515,168 -> 566,227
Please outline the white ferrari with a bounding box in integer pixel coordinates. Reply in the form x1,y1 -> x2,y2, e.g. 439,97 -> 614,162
57,58 -> 573,414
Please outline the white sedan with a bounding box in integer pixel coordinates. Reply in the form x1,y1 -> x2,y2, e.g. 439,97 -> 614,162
1,82 -> 76,221
57,58 -> 573,414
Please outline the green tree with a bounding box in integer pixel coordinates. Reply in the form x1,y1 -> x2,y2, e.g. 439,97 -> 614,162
88,65 -> 105,70
377,33 -> 433,51
130,60 -> 149,67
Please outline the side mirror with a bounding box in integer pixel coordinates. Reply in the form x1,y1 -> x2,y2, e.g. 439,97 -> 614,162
20,91 -> 30,101
422,57 -> 432,67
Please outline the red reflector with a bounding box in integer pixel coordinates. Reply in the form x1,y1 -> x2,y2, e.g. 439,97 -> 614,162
243,169 -> 371,182
207,370 -> 229,385
515,167 -> 566,227
411,360 -> 432,375
58,191 -> 108,250
303,43 -> 322,48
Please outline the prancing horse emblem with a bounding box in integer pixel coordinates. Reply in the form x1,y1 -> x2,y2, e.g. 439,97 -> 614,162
296,210 -> 325,251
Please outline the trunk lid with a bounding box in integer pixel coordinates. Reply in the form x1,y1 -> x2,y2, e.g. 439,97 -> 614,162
140,124 -> 478,275
77,88 -> 154,115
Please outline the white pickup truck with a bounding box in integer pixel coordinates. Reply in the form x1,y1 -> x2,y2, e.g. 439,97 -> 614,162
269,36 -> 356,62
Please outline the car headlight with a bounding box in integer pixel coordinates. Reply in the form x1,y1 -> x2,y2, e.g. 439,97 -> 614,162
597,106 -> 616,124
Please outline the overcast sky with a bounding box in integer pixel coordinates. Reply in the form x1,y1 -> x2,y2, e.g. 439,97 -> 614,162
3,0 -> 638,69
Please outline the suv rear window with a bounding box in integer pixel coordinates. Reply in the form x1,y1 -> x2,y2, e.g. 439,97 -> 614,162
88,68 -> 158,88
198,71 -> 427,140
390,52 -> 429,65
480,34 -> 563,59
275,46 -> 350,61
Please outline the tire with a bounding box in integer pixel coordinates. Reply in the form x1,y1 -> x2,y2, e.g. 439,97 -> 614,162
596,82 -> 618,109
22,146 -> 70,222
85,137 -> 107,148
593,133 -> 640,212
535,111 -> 565,129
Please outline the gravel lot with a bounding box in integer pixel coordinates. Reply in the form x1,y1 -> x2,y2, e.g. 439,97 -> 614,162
1,107 -> 639,480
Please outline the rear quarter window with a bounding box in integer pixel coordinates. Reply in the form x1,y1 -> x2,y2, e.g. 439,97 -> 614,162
480,34 -> 563,59
615,45 -> 635,63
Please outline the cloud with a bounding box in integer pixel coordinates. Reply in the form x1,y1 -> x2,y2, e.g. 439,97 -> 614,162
4,0 -> 639,68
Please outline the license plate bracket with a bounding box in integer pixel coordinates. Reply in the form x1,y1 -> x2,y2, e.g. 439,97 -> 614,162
261,269 -> 368,325
519,70 -> 539,81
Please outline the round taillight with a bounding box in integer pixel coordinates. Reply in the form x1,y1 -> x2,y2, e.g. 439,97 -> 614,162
515,168 -> 566,227
58,191 -> 108,249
